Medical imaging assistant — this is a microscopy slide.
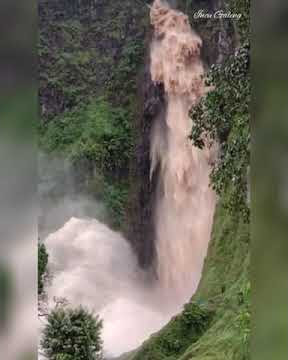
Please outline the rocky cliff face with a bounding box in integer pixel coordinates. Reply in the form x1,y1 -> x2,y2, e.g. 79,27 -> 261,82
127,48 -> 165,269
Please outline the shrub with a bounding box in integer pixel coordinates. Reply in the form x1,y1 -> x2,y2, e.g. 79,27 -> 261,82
103,181 -> 129,229
133,302 -> 213,360
41,305 -> 103,360
70,98 -> 133,176
38,243 -> 49,295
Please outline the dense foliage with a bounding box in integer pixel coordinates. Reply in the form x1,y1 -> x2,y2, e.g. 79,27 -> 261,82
39,1 -> 148,229
107,39 -> 144,105
38,243 -> 49,295
40,99 -> 132,174
190,1 -> 250,222
191,42 -> 250,221
41,305 -> 103,360
39,98 -> 133,228
127,195 -> 250,360
132,302 -> 213,360
39,0 -> 147,120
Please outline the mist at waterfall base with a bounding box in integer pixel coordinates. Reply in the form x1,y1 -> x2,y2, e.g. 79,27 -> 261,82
42,1 -> 216,357
45,218 -> 172,358
39,155 -> 173,357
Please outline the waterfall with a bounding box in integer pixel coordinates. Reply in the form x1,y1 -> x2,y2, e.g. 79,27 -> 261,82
41,1 -> 216,357
150,0 -> 216,304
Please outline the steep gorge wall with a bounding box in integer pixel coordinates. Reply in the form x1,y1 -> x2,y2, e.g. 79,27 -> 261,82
127,56 -> 165,269
39,0 -> 150,120
39,0 -> 151,230
39,0 -> 236,271
39,1 -> 249,359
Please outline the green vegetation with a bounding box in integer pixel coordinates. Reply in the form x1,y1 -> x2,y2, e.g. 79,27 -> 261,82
107,39 -> 144,105
39,97 -> 133,228
38,243 -> 49,295
39,1 -> 149,229
39,1 -> 148,119
103,181 -> 130,229
39,20 -> 97,119
40,98 -> 132,175
182,196 -> 250,360
41,305 -> 103,360
39,1 -> 251,359
0,265 -> 12,329
132,303 -> 213,360
190,0 -> 250,222
126,194 -> 250,360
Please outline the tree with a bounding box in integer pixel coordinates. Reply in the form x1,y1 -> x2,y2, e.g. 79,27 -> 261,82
41,305 -> 103,360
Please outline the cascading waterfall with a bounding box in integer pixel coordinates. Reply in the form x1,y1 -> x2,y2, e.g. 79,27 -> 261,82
150,0 -> 216,304
41,1 -> 216,357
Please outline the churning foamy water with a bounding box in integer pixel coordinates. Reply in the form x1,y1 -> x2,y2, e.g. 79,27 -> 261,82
43,0 -> 216,357
45,217 -> 171,358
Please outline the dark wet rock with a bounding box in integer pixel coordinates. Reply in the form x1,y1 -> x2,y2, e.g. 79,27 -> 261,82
126,40 -> 166,269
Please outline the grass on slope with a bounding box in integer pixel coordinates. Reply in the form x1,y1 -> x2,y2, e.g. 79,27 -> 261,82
127,191 -> 250,360
131,302 -> 214,360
